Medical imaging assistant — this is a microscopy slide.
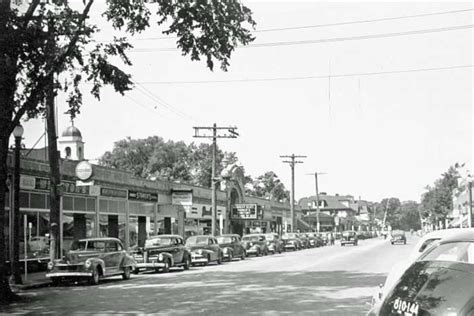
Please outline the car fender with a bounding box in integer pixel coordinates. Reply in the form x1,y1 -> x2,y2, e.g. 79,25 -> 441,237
223,246 -> 233,255
87,258 -> 105,274
120,253 -> 138,269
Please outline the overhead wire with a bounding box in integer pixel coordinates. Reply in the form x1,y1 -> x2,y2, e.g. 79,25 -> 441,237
132,8 -> 474,40
135,64 -> 474,85
130,24 -> 474,52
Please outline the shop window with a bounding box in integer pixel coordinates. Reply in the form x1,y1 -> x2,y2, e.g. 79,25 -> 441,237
99,215 -> 108,237
86,198 -> 96,212
19,211 -> 50,260
19,192 -> 29,208
118,215 -> 126,245
74,197 -> 86,211
30,193 -> 46,209
129,216 -> 138,248
63,196 -> 74,211
63,213 -> 74,252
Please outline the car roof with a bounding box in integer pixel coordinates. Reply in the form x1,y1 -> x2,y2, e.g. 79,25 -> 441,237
78,237 -> 122,243
221,234 -> 239,237
189,235 -> 214,238
438,229 -> 474,243
148,234 -> 182,239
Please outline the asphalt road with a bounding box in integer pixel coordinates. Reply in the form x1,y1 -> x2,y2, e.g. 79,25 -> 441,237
1,235 -> 419,315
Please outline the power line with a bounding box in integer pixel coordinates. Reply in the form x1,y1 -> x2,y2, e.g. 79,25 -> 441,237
130,24 -> 473,52
133,8 -> 474,40
136,64 -> 474,85
124,94 -> 164,117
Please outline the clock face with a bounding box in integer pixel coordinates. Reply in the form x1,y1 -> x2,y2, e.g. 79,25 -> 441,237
75,161 -> 93,181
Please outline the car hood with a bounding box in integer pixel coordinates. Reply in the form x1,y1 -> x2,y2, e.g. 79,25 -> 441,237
380,260 -> 474,316
218,243 -> 233,248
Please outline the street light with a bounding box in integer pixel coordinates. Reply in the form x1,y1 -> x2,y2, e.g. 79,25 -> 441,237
12,124 -> 24,284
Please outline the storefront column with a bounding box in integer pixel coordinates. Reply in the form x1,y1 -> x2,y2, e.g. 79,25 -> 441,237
154,204 -> 158,235
125,200 -> 130,249
138,216 -> 147,248
95,198 -> 100,237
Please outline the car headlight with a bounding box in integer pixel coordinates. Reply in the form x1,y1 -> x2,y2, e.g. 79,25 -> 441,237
158,253 -> 164,261
47,261 -> 54,270
223,248 -> 228,254
196,249 -> 202,255
249,242 -> 253,246
84,259 -> 92,269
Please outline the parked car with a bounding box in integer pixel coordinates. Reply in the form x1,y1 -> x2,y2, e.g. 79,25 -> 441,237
371,228 -> 474,308
264,233 -> 284,254
390,230 -> 407,245
46,238 -> 136,285
132,235 -> 191,273
321,233 -> 329,246
297,233 -> 311,248
281,233 -> 302,251
242,234 -> 269,256
306,233 -> 319,247
185,235 -> 223,266
370,229 -> 474,316
216,234 -> 247,261
340,231 -> 358,246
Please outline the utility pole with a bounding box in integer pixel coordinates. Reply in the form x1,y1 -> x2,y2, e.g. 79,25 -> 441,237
46,18 -> 61,261
281,154 -> 306,233
306,172 -> 326,232
469,179 -> 473,228
193,124 -> 239,236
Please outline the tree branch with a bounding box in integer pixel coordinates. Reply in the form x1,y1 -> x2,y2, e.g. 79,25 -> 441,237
22,0 -> 40,28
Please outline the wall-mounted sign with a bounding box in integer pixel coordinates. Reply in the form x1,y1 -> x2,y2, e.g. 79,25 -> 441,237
20,175 -> 36,190
33,177 -> 89,195
128,190 -> 158,202
75,161 -> 93,181
35,177 -> 50,191
100,187 -> 127,199
231,204 -> 262,220
171,190 -> 192,206
186,204 -> 225,219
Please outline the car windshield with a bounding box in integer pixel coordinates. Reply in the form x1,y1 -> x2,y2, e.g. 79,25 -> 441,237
392,230 -> 405,236
282,234 -> 296,240
216,236 -> 232,244
145,237 -> 172,247
420,241 -> 474,264
242,235 -> 260,242
264,234 -> 275,240
185,236 -> 209,246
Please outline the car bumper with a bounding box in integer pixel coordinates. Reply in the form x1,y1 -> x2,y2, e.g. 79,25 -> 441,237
46,272 -> 93,278
136,262 -> 166,269
284,244 -> 296,249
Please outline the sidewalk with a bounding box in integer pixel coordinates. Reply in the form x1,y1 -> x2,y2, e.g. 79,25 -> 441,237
9,271 -> 51,291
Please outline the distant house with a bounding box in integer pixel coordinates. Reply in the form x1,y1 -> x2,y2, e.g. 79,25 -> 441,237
298,193 -> 368,231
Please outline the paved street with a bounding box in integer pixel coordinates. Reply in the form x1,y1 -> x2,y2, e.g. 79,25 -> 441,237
1,235 -> 418,315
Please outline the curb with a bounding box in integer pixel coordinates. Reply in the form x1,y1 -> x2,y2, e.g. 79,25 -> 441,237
10,280 -> 51,291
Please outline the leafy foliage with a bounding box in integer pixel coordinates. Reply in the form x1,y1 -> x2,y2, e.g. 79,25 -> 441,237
246,171 -> 290,201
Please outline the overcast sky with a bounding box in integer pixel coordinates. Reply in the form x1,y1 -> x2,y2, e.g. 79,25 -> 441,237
18,1 -> 473,203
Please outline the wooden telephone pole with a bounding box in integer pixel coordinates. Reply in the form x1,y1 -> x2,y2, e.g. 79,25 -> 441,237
193,124 -> 238,236
281,154 -> 306,232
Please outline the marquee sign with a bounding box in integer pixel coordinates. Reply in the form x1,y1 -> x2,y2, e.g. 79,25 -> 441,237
128,190 -> 158,202
231,204 -> 263,220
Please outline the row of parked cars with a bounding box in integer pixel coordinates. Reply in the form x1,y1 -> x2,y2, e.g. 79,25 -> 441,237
45,231 -> 334,285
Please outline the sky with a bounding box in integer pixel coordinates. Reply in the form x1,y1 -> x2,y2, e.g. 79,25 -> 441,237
16,1 -> 473,203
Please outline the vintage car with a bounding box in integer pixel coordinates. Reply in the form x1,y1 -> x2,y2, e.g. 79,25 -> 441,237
321,233 -> 329,246
185,235 -> 223,265
216,234 -> 246,261
340,231 -> 358,246
371,228 -> 474,308
132,235 -> 191,273
370,230 -> 474,316
46,237 -> 136,285
390,230 -> 407,245
242,234 -> 269,256
297,233 -> 311,248
281,233 -> 302,251
264,233 -> 284,254
306,233 -> 318,247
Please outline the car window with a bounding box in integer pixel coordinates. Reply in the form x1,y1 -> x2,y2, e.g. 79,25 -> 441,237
242,235 -> 260,242
217,236 -> 232,244
421,241 -> 474,264
105,241 -> 118,252
186,236 -> 209,246
146,237 -> 172,247
70,241 -> 86,251
88,241 -> 105,251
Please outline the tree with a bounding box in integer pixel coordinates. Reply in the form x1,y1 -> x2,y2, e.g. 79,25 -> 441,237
247,171 -> 290,201
0,0 -> 255,304
373,197 -> 402,228
420,164 -> 461,227
397,201 -> 421,231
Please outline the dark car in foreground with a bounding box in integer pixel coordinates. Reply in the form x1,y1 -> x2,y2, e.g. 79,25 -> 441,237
186,235 -> 223,265
216,234 -> 246,261
46,238 -> 136,285
132,235 -> 191,273
340,231 -> 358,246
390,230 -> 407,245
370,230 -> 474,316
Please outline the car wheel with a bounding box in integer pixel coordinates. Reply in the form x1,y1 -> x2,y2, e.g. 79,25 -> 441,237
227,252 -> 233,262
162,260 -> 170,273
391,242 -> 394,245
133,267 -> 140,274
184,256 -> 191,270
89,267 -> 100,286
122,266 -> 131,280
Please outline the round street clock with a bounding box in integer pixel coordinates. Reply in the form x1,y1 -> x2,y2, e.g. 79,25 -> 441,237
75,161 -> 93,181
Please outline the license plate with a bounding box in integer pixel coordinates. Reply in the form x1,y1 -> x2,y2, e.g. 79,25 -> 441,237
392,298 -> 419,315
